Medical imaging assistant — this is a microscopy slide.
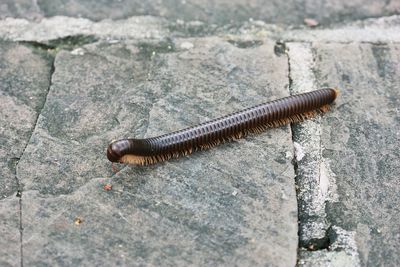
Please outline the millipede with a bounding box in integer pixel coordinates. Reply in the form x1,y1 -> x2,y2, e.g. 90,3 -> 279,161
107,88 -> 338,166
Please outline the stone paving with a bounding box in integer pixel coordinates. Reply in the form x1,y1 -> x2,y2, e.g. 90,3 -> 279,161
0,1 -> 399,266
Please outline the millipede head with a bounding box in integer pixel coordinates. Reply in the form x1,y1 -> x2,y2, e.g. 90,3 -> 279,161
106,139 -> 151,164
107,142 -> 121,162
107,139 -> 132,163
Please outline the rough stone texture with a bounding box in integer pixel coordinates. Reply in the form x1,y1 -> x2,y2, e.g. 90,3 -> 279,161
0,0 -> 43,20
0,198 -> 20,267
287,43 -> 331,246
298,226 -> 360,267
282,15 -> 400,43
0,41 -> 53,198
18,38 -> 298,266
0,16 -> 169,42
0,41 -> 53,266
288,42 -> 361,267
1,0 -> 400,26
2,14 -> 400,47
2,2 -> 400,266
2,15 -> 400,46
313,43 -> 400,266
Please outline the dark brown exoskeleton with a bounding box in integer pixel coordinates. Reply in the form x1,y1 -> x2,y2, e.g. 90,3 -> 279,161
107,88 -> 338,165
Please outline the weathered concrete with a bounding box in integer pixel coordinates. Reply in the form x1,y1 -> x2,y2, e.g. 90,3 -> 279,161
0,16 -> 169,42
285,39 -> 400,267
287,43 -> 331,247
1,0 -> 399,26
2,15 -> 400,46
17,38 -> 298,266
0,41 -> 53,266
282,15 -> 400,43
287,42 -> 361,266
298,226 -> 360,267
311,43 -> 400,266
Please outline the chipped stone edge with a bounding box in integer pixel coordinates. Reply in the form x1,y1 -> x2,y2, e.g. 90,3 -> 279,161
298,226 -> 361,267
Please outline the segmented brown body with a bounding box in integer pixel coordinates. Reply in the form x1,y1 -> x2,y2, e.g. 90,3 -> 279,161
107,88 -> 338,165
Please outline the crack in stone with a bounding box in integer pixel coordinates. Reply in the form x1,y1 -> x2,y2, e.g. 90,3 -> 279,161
18,35 -> 99,51
283,41 -> 323,261
13,52 -> 56,267
17,41 -> 56,51
286,42 -> 361,267
301,225 -> 332,251
284,41 -> 304,252
285,41 -> 333,254
286,42 -> 332,252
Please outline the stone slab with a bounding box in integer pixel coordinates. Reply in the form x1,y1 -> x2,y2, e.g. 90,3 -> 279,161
0,41 -> 53,198
287,42 -> 331,248
0,0 -> 42,20
2,0 -> 399,26
18,37 -> 298,266
312,43 -> 400,266
282,15 -> 400,43
2,15 -> 400,47
0,16 -> 169,43
0,197 -> 20,267
0,41 -> 53,266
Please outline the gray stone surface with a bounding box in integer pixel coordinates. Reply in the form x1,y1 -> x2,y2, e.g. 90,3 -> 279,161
298,226 -> 360,267
282,15 -> 400,43
17,38 -> 298,266
287,42 -> 331,247
1,0 -> 400,26
0,0 -> 42,20
312,43 -> 400,266
0,16 -> 169,43
0,41 -> 53,198
0,41 -> 53,266
2,15 -> 400,46
286,39 -> 400,267
288,42 -> 361,267
1,2 -> 400,266
0,198 -> 20,267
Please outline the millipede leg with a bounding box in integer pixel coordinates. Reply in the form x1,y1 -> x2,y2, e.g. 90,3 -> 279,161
112,163 -> 120,173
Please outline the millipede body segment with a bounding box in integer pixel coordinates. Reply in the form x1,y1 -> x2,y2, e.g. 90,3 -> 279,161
107,88 -> 338,165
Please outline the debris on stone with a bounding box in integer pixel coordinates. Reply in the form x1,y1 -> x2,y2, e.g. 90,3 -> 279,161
74,218 -> 83,225
71,48 -> 85,55
103,184 -> 112,191
293,142 -> 305,161
180,41 -> 194,50
304,18 -> 319,27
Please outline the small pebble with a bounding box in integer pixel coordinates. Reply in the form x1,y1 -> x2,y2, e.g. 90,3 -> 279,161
74,218 -> 82,225
180,42 -> 194,50
103,184 -> 112,191
70,48 -> 85,55
304,18 -> 319,27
